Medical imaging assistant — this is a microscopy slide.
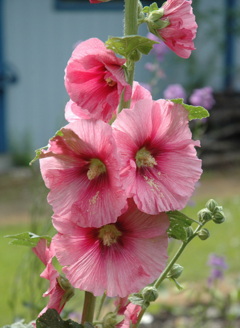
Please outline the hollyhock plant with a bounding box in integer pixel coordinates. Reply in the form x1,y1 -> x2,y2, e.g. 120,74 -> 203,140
32,239 -> 74,317
89,0 -> 111,3
152,0 -> 198,58
52,198 -> 169,297
39,119 -> 127,228
65,38 -> 131,122
113,98 -> 202,214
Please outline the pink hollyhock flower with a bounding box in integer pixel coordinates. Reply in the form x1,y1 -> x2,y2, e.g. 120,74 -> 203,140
116,303 -> 142,328
65,82 -> 151,123
65,38 -> 131,122
39,119 -> 126,228
157,0 -> 197,58
32,239 -> 74,317
112,99 -> 202,214
52,198 -> 169,297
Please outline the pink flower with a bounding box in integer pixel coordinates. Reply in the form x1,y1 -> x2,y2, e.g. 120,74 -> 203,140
158,0 -> 197,58
116,303 -> 142,328
90,0 -> 111,3
32,239 -> 74,317
65,82 -> 151,123
40,119 -> 127,228
65,38 -> 131,122
52,198 -> 169,297
112,99 -> 202,214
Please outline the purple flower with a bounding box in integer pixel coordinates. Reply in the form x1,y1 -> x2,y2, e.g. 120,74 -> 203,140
163,84 -> 187,102
207,254 -> 228,287
147,33 -> 169,62
189,86 -> 215,110
139,82 -> 152,93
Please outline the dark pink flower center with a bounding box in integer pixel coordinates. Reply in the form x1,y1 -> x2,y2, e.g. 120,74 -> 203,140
87,158 -> 106,180
98,224 -> 122,246
135,147 -> 157,168
105,77 -> 117,87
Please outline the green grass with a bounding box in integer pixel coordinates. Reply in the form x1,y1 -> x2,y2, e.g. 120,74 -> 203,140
0,224 -> 30,326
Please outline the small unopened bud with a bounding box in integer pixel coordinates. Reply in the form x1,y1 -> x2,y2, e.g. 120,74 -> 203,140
102,312 -> 118,328
197,208 -> 212,223
142,286 -> 158,302
213,206 -> 223,214
128,49 -> 142,62
167,263 -> 184,279
148,8 -> 164,22
185,226 -> 194,238
206,199 -> 218,212
213,211 -> 225,224
198,228 -> 210,240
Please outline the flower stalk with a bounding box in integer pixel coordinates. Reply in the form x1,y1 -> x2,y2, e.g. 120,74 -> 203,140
81,291 -> 96,325
118,0 -> 139,113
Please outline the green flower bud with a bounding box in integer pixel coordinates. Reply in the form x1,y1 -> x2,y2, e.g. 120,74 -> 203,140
213,205 -> 223,214
128,49 -> 142,62
197,208 -> 212,223
148,8 -> 164,22
213,210 -> 225,224
102,312 -> 118,328
205,199 -> 218,212
198,228 -> 210,240
167,263 -> 184,279
57,275 -> 75,308
185,226 -> 194,238
142,286 -> 158,302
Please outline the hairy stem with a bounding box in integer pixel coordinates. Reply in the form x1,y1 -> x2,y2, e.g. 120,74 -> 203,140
81,291 -> 96,325
118,0 -> 139,114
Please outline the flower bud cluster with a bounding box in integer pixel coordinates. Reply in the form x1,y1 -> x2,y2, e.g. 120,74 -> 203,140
197,199 -> 226,226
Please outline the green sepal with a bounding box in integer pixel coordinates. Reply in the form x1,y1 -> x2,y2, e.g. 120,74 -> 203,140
169,278 -> 184,290
142,6 -> 149,14
36,309 -> 84,328
128,293 -> 150,310
171,98 -> 210,121
3,320 -> 36,328
167,210 -> 199,241
4,232 -> 52,247
105,36 -> 159,60
30,129 -> 63,165
149,2 -> 158,12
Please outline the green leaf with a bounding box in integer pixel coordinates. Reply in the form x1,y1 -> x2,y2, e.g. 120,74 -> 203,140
36,309 -> 84,328
171,98 -> 209,121
128,293 -> 150,310
167,210 -> 199,225
167,221 -> 187,241
30,129 -> 63,165
149,2 -> 158,12
167,211 -> 199,241
5,232 -> 52,247
105,36 -> 159,60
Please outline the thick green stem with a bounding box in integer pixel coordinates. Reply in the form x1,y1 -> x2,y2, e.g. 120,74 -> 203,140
118,0 -> 139,114
81,291 -> 96,325
132,224 -> 204,328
